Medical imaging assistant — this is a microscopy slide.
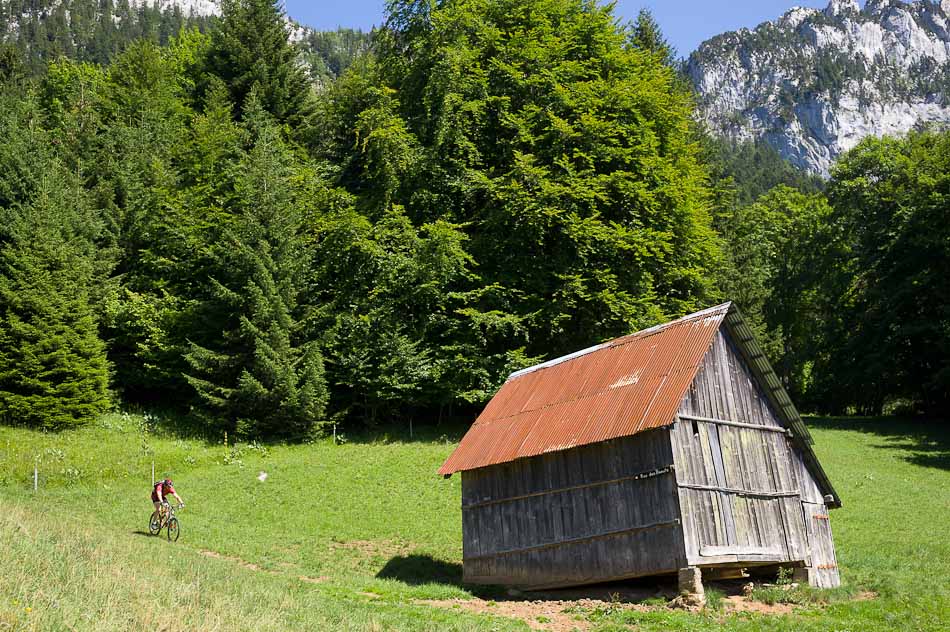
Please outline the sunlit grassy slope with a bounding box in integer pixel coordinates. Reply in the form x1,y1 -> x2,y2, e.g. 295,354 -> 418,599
1,414 -> 947,631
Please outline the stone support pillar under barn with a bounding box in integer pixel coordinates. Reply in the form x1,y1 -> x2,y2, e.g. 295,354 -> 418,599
440,303 -> 841,590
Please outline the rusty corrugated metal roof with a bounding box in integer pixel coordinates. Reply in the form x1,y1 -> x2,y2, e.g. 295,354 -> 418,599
439,303 -> 732,475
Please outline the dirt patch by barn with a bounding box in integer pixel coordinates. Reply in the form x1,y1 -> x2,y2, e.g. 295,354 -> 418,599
417,597 -> 605,631
418,582 -> 668,631
418,594 -> 811,631
722,595 -> 795,615
417,582 -> 875,631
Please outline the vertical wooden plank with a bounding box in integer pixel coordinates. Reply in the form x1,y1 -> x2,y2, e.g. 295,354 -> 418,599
705,424 -> 737,546
720,333 -> 740,420
800,501 -> 840,588
671,420 -> 702,563
701,424 -> 728,487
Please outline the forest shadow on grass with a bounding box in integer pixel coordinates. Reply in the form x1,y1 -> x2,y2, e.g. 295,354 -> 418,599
115,408 -> 474,449
807,416 -> 950,470
105,404 -> 222,445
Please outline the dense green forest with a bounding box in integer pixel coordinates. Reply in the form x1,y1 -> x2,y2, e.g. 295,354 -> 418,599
0,0 -> 215,73
0,0 -> 946,438
299,28 -> 372,87
0,0 -> 368,86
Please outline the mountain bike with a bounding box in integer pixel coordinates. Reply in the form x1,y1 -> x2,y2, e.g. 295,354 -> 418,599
149,501 -> 183,541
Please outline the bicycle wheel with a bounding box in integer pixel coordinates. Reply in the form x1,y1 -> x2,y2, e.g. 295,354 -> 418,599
166,517 -> 179,542
149,511 -> 162,535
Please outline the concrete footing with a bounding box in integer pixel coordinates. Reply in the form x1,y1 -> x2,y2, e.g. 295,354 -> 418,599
674,567 -> 706,609
678,567 -> 704,596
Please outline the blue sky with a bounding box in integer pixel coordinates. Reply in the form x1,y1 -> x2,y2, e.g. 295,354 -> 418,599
284,1 -> 856,56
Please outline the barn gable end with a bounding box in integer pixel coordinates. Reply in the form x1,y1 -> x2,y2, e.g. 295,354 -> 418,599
671,325 -> 840,587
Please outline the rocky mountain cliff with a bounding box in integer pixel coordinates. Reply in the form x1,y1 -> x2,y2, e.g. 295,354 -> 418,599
136,0 -> 219,16
688,0 -> 950,175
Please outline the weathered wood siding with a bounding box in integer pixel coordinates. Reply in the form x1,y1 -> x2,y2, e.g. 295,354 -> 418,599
801,501 -> 840,588
461,429 -> 685,588
671,326 -> 839,586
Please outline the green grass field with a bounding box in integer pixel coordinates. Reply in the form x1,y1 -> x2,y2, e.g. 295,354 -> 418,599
1,414 -> 947,631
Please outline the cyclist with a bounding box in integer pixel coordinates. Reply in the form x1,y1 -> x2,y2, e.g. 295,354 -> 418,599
151,477 -> 184,523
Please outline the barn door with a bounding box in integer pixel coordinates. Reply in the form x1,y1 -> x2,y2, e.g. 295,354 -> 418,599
801,501 -> 841,588
699,423 -> 796,560
673,418 -> 807,564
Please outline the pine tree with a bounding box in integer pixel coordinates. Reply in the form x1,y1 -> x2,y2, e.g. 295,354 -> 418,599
0,43 -> 26,86
185,109 -> 327,439
0,164 -> 111,429
205,0 -> 313,128
63,38 -> 201,406
630,9 -> 677,68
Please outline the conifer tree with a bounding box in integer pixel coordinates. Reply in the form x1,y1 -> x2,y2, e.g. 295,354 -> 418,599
630,9 -> 677,68
205,0 -> 313,128
0,164 -> 110,429
0,43 -> 26,86
185,107 -> 327,439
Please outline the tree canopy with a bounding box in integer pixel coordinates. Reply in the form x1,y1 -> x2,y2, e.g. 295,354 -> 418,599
324,0 -> 721,359
0,0 -> 945,434
813,131 -> 950,415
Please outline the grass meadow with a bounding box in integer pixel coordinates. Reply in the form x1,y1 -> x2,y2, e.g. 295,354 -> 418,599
0,414 -> 947,631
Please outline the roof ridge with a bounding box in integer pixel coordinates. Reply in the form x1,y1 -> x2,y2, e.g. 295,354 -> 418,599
507,303 -> 732,381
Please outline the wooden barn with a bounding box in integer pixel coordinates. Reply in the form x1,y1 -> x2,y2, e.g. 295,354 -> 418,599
439,303 -> 840,593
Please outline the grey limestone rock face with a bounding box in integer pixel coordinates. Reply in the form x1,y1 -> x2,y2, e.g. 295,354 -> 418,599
825,0 -> 859,16
131,1 -> 220,17
688,0 -> 950,175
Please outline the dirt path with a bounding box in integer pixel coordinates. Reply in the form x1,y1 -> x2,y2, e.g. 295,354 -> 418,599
198,549 -> 328,584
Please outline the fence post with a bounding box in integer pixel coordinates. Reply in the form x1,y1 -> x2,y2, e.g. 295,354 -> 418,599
151,461 -> 155,486
333,423 -> 337,444
410,418 -> 413,440
33,465 -> 38,493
